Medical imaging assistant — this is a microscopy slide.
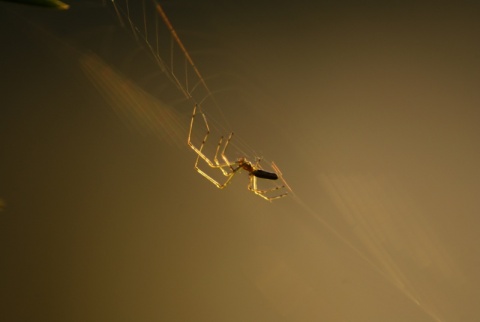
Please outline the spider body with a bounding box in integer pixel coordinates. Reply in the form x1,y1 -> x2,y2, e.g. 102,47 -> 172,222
253,169 -> 279,180
236,158 -> 278,180
187,104 -> 287,201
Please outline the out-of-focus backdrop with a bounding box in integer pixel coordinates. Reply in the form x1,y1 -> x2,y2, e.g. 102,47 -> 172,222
1,1 -> 479,321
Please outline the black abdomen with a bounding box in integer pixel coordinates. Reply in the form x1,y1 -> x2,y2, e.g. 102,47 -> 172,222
252,170 -> 278,180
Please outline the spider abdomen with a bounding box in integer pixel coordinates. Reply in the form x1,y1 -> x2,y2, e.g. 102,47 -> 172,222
252,170 -> 278,180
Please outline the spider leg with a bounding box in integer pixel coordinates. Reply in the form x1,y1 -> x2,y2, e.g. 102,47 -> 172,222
248,174 -> 288,202
214,136 -> 231,176
221,132 -> 235,170
188,104 -> 239,188
188,104 -> 214,168
193,153 -> 239,188
271,161 -> 294,195
247,160 -> 289,201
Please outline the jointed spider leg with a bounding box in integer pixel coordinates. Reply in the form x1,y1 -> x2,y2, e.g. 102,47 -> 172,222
188,104 -> 239,188
271,161 -> 294,196
221,132 -> 235,169
188,104 -> 214,168
248,175 -> 288,201
214,136 -> 234,176
193,153 -> 239,188
248,159 -> 288,201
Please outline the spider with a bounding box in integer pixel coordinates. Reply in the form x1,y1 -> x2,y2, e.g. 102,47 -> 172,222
187,104 -> 288,201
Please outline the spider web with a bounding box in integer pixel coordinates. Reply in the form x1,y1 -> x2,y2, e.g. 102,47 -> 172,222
88,4 -> 466,316
109,0 -> 225,121
108,0 -> 253,152
106,0 -> 288,190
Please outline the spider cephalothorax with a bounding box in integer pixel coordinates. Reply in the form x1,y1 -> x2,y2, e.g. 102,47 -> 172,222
187,104 -> 287,201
